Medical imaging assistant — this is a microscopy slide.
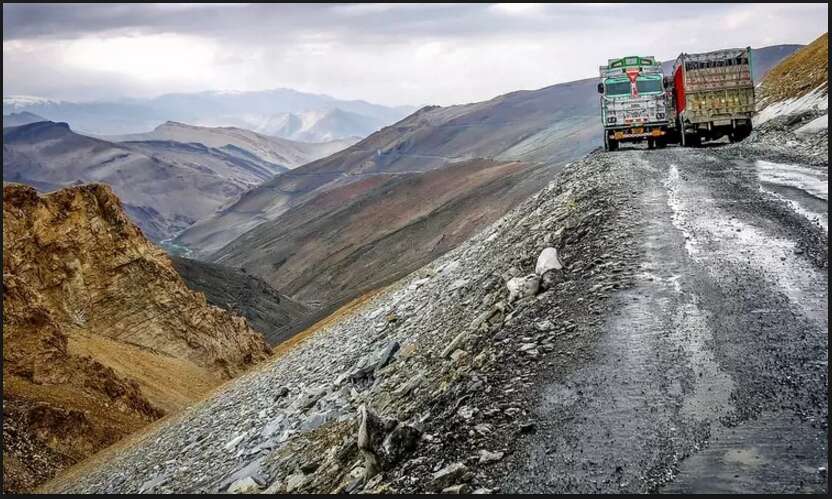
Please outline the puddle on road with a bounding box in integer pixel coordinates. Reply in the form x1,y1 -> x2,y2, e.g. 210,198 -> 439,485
754,160 -> 828,231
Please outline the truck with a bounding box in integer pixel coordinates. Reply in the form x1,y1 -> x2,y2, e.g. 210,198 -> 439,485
672,47 -> 755,146
597,55 -> 673,151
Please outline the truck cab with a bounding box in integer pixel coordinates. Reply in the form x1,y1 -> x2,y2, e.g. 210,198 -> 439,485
598,56 -> 673,151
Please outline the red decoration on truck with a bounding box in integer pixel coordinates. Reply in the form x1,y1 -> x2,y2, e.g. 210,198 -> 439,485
626,69 -> 640,97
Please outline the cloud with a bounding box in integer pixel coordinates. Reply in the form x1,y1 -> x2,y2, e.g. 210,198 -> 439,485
2,3 -> 828,106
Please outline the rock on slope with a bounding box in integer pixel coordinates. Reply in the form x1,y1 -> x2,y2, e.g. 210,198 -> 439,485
170,256 -> 309,346
103,121 -> 358,170
2,183 -> 270,493
2,121 -> 281,242
211,158 -> 559,309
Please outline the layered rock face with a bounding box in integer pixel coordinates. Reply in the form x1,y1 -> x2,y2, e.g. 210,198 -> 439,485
2,183 -> 271,492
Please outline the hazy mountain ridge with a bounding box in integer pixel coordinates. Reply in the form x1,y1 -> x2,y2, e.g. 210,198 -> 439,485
3,88 -> 416,139
3,121 -> 279,241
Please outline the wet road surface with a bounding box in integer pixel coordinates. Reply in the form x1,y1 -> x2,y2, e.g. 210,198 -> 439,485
507,147 -> 828,493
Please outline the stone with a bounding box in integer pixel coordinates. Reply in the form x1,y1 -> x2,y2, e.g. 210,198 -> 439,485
300,410 -> 335,432
261,415 -> 285,438
381,423 -> 421,465
450,349 -> 468,363
506,274 -> 540,302
432,462 -> 470,489
285,473 -> 307,493
274,386 -> 290,400
357,405 -> 419,479
224,433 -> 246,450
442,484 -> 471,494
478,449 -> 504,464
226,476 -> 262,494
535,247 -> 563,275
375,341 -> 400,371
442,331 -> 468,359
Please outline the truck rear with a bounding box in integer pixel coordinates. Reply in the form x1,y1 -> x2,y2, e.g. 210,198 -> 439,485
598,55 -> 673,151
673,47 -> 755,146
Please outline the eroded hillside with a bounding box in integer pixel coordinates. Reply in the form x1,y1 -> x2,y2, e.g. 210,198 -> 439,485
2,183 -> 270,492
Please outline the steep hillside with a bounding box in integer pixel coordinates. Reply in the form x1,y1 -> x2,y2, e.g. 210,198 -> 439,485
2,183 -> 270,492
103,121 -> 357,169
212,159 -> 557,308
750,33 -> 828,165
3,122 -> 279,241
170,257 -> 310,346
3,111 -> 47,127
757,34 -> 828,109
175,77 -> 600,257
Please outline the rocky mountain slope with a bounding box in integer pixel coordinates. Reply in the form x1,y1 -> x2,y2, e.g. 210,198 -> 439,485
3,121 -> 283,242
174,77 -> 600,257
102,121 -> 357,169
751,33 -> 828,165
3,183 -> 270,493
3,88 -> 415,138
212,159 -> 558,309
170,257 -> 309,346
757,34 -> 828,110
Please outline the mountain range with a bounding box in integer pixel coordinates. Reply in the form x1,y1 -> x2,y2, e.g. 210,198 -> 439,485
2,88 -> 416,140
2,121 -> 355,242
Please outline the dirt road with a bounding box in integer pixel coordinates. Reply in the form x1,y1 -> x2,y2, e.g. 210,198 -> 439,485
505,145 -> 828,493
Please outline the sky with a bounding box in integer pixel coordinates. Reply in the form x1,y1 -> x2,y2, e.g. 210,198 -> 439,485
3,3 -> 828,107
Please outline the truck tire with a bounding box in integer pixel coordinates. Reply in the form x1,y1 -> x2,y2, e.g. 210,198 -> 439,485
609,137 -> 619,151
656,137 -> 668,149
604,134 -> 610,152
647,138 -> 656,150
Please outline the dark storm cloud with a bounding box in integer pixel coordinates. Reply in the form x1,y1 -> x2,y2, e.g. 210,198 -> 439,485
3,3 -> 740,42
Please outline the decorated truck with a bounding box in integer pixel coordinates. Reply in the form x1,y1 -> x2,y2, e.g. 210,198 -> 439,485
597,55 -> 673,151
672,47 -> 755,146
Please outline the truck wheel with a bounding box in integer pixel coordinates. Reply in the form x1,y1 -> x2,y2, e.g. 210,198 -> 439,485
604,134 -> 610,152
656,137 -> 667,149
647,138 -> 656,150
609,138 -> 619,151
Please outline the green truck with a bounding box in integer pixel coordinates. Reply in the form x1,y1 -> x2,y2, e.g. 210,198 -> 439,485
597,55 -> 674,151
672,47 -> 755,146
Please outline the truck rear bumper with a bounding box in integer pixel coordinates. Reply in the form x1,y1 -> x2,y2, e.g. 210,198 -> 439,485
608,126 -> 667,140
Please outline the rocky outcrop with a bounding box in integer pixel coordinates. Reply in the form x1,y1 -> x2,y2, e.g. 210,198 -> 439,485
2,183 -> 270,492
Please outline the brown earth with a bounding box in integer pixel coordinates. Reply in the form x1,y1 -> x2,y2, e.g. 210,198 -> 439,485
758,33 -> 828,107
212,158 -> 558,308
2,183 -> 270,492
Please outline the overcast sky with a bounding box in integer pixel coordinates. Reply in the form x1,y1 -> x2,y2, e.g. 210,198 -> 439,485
3,3 -> 828,107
